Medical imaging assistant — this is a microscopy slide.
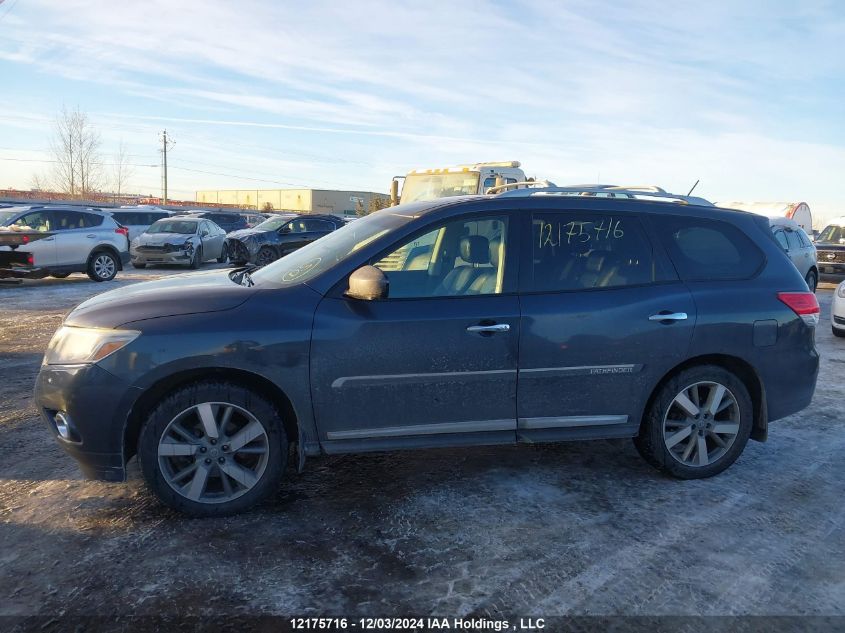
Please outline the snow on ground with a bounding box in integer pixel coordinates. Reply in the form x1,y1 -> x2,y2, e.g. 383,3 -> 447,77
0,269 -> 843,619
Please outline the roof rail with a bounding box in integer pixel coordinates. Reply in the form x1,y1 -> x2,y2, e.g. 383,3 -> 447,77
485,180 -> 556,194
496,186 -> 713,206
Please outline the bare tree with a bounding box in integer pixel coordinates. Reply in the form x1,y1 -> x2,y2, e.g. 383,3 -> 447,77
111,140 -> 135,200
30,172 -> 50,192
46,106 -> 103,197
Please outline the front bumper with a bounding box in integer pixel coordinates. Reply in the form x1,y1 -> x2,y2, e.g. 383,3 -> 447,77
818,262 -> 845,275
131,248 -> 192,266
35,363 -> 138,481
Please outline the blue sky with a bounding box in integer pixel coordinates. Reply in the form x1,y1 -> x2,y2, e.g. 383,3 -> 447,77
1,0 -> 844,221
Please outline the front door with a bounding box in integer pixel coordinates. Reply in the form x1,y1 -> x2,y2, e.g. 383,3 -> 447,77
517,209 -> 696,441
310,212 -> 520,452
9,210 -> 57,268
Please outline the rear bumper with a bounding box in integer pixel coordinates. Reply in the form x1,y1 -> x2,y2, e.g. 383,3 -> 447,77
35,363 -> 138,482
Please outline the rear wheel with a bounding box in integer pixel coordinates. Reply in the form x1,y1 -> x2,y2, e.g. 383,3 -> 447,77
87,251 -> 118,282
217,246 -> 228,264
138,381 -> 287,516
805,269 -> 818,293
256,246 -> 276,267
634,365 -> 753,479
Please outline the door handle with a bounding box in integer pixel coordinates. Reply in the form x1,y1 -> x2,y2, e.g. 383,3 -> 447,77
466,323 -> 510,333
86,234 -> 96,238
648,312 -> 688,322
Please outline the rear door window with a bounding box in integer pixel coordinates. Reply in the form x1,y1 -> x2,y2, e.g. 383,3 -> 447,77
530,212 -> 656,291
79,212 -> 104,228
655,217 -> 764,281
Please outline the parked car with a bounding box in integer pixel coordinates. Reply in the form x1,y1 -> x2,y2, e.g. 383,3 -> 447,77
35,189 -> 819,516
832,281 -> 845,338
0,206 -> 129,281
186,211 -> 255,234
107,208 -> 174,241
769,217 -> 818,291
225,213 -> 345,266
815,217 -> 845,277
130,216 -> 227,269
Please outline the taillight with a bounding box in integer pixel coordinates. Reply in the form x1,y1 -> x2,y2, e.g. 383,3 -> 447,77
777,291 -> 820,326
27,253 -> 34,265
21,235 -> 30,244
115,227 -> 129,237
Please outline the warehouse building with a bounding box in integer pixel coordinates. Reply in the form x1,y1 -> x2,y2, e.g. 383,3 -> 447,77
195,188 -> 390,217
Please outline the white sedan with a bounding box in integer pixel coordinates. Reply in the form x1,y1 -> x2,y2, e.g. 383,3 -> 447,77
833,280 -> 845,338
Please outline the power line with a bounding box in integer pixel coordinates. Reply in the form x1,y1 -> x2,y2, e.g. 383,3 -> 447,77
0,0 -> 20,24
0,156 -> 158,167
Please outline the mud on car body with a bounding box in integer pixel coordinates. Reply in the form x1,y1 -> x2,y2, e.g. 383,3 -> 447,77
224,213 -> 345,267
35,191 -> 819,516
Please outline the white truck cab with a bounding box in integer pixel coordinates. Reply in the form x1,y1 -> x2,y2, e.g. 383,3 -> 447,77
391,161 -> 529,205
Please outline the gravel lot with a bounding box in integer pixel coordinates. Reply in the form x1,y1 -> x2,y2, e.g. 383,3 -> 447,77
0,268 -> 843,621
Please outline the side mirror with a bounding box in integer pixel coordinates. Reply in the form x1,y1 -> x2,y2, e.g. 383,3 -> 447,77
201,230 -> 209,237
346,265 -> 388,301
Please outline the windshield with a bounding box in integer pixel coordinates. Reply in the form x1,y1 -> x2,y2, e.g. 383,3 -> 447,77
400,172 -> 480,204
253,215 -> 295,231
817,224 -> 845,243
249,209 -> 417,287
146,219 -> 198,235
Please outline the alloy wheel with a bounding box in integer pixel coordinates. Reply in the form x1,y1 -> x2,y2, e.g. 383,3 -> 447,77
94,254 -> 116,279
157,402 -> 270,504
662,381 -> 740,467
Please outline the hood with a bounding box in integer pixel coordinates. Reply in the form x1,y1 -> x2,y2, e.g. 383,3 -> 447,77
65,269 -> 256,329
137,232 -> 196,246
227,228 -> 267,241
815,242 -> 845,251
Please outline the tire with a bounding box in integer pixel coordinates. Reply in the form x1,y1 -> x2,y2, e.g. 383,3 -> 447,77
138,380 -> 288,517
256,246 -> 276,267
833,326 -> 845,338
217,247 -> 228,264
189,246 -> 202,269
131,261 -> 147,269
50,273 -> 70,279
633,365 -> 753,479
87,251 -> 118,282
805,269 -> 818,293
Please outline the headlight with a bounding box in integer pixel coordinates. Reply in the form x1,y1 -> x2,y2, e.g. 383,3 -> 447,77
838,283 -> 845,298
43,326 -> 140,365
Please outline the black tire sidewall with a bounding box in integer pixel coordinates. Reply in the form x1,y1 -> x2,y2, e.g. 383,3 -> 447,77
87,251 -> 118,282
190,247 -> 202,269
138,381 -> 288,517
257,247 -> 274,266
635,365 -> 753,479
806,270 -> 817,292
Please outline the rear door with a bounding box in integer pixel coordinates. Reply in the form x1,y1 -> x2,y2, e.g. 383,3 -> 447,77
53,211 -> 108,266
785,229 -> 811,277
516,209 -> 696,441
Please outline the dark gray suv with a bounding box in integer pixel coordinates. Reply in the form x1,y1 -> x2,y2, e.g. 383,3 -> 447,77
35,189 -> 820,516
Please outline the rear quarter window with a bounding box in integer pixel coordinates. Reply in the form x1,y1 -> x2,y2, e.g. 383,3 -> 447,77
655,216 -> 764,281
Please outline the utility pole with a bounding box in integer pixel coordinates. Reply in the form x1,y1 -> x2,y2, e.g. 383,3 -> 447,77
159,130 -> 175,205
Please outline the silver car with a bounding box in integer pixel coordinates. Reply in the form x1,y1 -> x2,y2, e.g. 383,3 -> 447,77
130,217 -> 227,269
0,206 -> 130,281
770,217 -> 818,291
107,208 -> 175,241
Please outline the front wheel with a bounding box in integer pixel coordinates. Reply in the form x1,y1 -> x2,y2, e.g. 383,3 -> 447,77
256,246 -> 276,267
138,381 -> 287,516
189,246 -> 202,269
217,246 -> 228,264
634,365 -> 753,479
87,251 -> 118,282
805,269 -> 818,293
50,272 -> 70,279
